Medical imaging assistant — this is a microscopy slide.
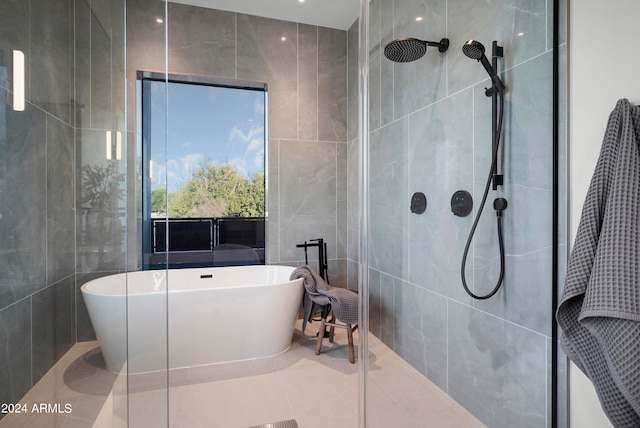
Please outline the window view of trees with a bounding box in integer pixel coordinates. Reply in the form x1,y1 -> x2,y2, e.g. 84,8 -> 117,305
141,74 -> 267,267
150,161 -> 264,218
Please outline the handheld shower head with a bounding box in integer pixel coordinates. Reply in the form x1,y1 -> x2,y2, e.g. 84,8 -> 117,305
384,37 -> 449,63
462,39 -> 485,60
462,40 -> 505,92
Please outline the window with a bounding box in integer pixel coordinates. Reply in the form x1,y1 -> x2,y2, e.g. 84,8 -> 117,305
138,72 -> 267,269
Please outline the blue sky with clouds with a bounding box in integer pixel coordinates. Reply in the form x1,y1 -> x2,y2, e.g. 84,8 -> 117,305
149,80 -> 265,192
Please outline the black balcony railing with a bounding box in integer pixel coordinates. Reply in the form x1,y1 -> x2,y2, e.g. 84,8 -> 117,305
145,217 -> 265,269
154,218 -> 213,252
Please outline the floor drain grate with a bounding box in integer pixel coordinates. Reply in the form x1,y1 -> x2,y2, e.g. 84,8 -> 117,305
249,420 -> 299,428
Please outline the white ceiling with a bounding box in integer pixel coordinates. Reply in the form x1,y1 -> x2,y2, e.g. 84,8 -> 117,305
169,0 -> 360,31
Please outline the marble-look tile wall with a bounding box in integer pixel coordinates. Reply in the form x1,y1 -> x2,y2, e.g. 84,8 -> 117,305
365,0 -> 567,427
0,0 -> 76,412
125,0 -> 352,286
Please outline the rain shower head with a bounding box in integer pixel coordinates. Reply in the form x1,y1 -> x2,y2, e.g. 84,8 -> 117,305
384,37 -> 449,63
462,40 -> 505,92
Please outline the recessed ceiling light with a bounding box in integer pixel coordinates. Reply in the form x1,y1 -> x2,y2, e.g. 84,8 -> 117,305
517,32 -> 525,37
416,16 -> 423,22
299,0 -> 305,3
281,36 -> 287,41
156,17 -> 164,24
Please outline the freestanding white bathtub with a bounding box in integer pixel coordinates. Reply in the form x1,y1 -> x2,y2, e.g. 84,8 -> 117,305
81,265 -> 303,374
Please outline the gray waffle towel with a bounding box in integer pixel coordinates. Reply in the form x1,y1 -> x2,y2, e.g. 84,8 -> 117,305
290,265 -> 359,327
557,98 -> 640,427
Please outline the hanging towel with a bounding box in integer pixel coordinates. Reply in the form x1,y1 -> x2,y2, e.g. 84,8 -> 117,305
557,98 -> 640,427
291,265 -> 359,332
291,265 -> 332,333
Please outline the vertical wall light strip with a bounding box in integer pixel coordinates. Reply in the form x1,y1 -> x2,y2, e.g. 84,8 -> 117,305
106,131 -> 112,160
116,131 -> 122,160
12,50 -> 25,111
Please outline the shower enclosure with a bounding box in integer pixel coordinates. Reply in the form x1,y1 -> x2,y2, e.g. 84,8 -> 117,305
0,0 -> 566,427
363,2 -> 567,427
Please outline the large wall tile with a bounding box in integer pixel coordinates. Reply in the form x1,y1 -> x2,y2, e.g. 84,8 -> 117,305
337,142 -> 348,260
379,0 -> 394,127
369,268 -> 382,338
448,301 -> 547,427
126,0 -> 167,73
473,53 -> 554,193
47,116 -> 75,284
368,0 -> 382,132
277,140 -> 337,262
32,278 -> 75,383
346,259 -> 359,292
393,280 -> 448,391
298,24 -> 319,141
347,20 -> 359,142
75,0 -> 91,128
267,139 -> 281,264
328,259 -> 348,289
30,0 -> 72,123
379,271 -> 396,348
370,119 -> 408,279
391,0 -> 447,119
90,10 -> 113,131
55,278 -> 74,359
0,0 -> 29,61
346,138 -> 360,263
0,299 -> 32,408
0,105 -> 47,307
168,4 -> 236,78
369,51 -> 382,133
475,249 -> 552,335
408,90 -> 474,301
237,14 -> 298,140
318,27 -> 347,142
124,0 -> 167,123
448,0 -> 547,94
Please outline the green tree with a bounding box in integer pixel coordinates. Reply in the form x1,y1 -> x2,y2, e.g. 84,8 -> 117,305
150,188 -> 167,213
167,162 -> 264,218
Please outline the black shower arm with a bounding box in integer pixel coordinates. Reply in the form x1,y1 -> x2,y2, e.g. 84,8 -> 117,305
425,38 -> 450,52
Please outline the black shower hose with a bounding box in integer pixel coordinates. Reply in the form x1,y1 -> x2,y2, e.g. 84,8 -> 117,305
460,90 -> 507,300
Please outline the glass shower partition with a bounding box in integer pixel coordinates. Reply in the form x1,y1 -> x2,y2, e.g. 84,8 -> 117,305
74,0 -> 134,426
75,0 -> 132,426
363,1 -> 566,427
158,1 -> 363,426
127,0 -> 171,426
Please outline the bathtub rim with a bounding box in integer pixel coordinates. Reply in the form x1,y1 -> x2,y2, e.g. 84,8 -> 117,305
80,264 -> 301,296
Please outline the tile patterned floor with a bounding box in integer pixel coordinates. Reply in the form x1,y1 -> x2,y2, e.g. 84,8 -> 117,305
0,321 -> 485,428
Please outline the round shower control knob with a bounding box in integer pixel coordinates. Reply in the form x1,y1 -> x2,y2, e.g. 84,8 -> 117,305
451,190 -> 473,217
410,192 -> 427,214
